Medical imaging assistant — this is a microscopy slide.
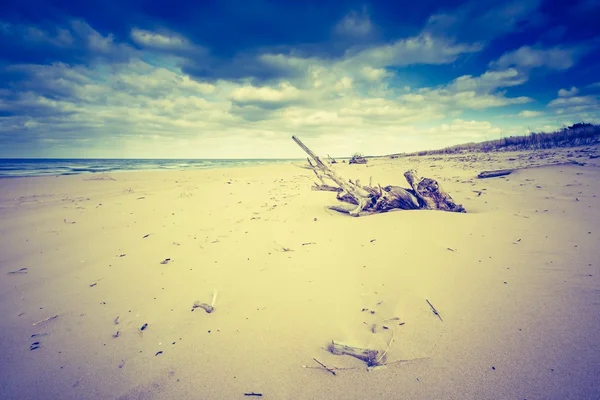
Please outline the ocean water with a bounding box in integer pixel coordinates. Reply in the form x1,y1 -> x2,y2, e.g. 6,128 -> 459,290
0,158 -> 300,178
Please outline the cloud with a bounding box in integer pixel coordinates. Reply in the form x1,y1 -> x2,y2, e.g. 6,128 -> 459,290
0,19 -> 136,65
131,28 -> 192,51
345,33 -> 482,68
547,95 -> 599,117
230,82 -> 304,109
491,45 -> 579,70
548,95 -> 598,108
558,86 -> 579,97
430,119 -> 502,138
518,110 -> 542,117
425,0 -> 542,42
446,68 -> 527,93
405,67 -> 532,111
334,9 -> 373,37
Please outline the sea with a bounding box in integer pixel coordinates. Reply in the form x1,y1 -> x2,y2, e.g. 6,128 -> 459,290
0,158 -> 302,178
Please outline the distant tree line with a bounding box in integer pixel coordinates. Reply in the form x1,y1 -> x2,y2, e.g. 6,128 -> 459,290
390,123 -> 600,157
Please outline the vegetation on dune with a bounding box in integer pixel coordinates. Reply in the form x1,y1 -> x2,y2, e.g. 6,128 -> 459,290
389,122 -> 600,158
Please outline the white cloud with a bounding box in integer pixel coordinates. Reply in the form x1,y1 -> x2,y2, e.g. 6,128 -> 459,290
4,19 -> 597,158
230,82 -> 303,106
446,68 -> 527,92
518,110 -> 542,117
334,9 -> 373,37
558,87 -> 579,97
491,46 -> 578,70
547,95 -> 599,117
431,119 -> 502,138
131,28 -> 194,51
548,95 -> 598,108
360,66 -> 389,82
346,33 -> 482,68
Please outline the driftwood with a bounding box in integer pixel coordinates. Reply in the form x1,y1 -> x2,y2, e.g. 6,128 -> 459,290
477,169 -> 513,179
349,153 -> 368,164
292,136 -> 465,216
477,160 -> 587,179
330,340 -> 379,366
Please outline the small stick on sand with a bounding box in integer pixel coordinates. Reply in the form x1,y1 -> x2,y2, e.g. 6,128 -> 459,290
211,289 -> 218,308
33,314 -> 58,326
376,329 -> 396,364
244,393 -> 263,397
7,268 -> 28,274
426,299 -> 443,322
312,358 -> 337,376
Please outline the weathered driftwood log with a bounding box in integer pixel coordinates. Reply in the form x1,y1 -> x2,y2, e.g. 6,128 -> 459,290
349,153 -> 368,164
405,170 -> 465,212
477,169 -> 513,179
292,136 -> 465,216
330,340 -> 379,366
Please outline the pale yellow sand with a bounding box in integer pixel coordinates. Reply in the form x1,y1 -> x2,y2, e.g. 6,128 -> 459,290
1,147 -> 599,400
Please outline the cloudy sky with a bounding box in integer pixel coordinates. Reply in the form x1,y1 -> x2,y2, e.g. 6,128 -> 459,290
1,0 -> 599,158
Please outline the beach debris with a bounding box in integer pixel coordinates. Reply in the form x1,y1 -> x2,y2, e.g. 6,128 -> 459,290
193,302 -> 213,313
118,360 -> 126,368
30,342 -> 41,351
31,333 -> 49,338
142,234 -> 151,239
89,282 -> 98,287
118,254 -> 126,257
302,242 -> 316,246
330,340 -> 379,367
274,242 -> 294,252
63,218 -> 76,224
371,317 -> 403,334
477,169 -> 513,179
376,329 -> 396,365
140,323 -> 148,331
292,136 -> 465,216
426,299 -> 443,322
160,258 -> 171,265
447,247 -> 456,252
193,289 -> 218,313
312,358 -> 337,376
114,316 -> 120,325
7,268 -> 28,274
33,314 -> 58,326
136,197 -> 145,200
112,330 -> 120,338
155,351 -> 163,356
244,393 -> 263,397
477,161 -> 585,179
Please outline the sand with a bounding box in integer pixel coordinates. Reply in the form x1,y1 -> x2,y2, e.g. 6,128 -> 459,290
1,146 -> 599,400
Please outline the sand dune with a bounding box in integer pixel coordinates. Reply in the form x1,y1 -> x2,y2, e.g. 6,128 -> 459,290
1,147 -> 599,400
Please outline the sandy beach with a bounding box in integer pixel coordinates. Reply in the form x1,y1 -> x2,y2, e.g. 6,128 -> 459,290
1,147 -> 599,400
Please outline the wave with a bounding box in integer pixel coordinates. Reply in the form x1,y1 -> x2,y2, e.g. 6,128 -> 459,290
0,158 -> 297,178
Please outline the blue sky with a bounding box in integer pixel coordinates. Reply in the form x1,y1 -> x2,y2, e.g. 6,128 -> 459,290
0,0 -> 599,158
